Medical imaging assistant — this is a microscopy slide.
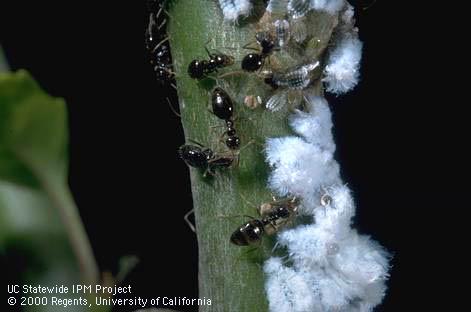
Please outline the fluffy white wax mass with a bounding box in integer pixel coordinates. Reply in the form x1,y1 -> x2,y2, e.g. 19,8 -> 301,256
218,0 -> 252,21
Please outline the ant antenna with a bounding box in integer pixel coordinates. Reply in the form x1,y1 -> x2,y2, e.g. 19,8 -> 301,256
239,193 -> 258,210
362,0 -> 377,11
242,41 -> 259,51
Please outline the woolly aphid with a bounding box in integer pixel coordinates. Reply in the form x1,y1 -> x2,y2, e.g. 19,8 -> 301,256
288,95 -> 335,153
267,0 -> 346,16
218,0 -> 252,21
264,94 -> 390,311
263,185 -> 390,311
214,1 -> 390,310
266,136 -> 341,213
323,4 -> 363,94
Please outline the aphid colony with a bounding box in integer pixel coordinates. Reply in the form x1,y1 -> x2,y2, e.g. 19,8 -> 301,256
145,1 -> 336,246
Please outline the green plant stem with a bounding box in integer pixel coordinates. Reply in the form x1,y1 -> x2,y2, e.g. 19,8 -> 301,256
167,1 -> 337,311
41,173 -> 100,285
43,176 -> 99,285
38,171 -> 99,286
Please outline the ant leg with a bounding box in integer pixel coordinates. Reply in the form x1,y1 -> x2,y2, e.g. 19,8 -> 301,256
203,166 -> 217,178
239,193 -> 257,208
152,36 -> 170,53
242,41 -> 259,51
231,152 -> 240,169
220,46 -> 239,52
155,7 -> 167,30
238,139 -> 256,152
204,38 -> 218,58
217,214 -> 257,220
232,246 -> 261,266
217,70 -> 245,79
162,8 -> 181,27
155,6 -> 163,18
209,124 -> 225,141
239,193 -> 262,217
187,138 -> 205,147
205,46 -> 213,59
184,209 -> 196,233
202,74 -> 218,82
216,130 -> 227,146
245,247 -> 260,254
166,98 -> 181,117
212,48 -> 226,55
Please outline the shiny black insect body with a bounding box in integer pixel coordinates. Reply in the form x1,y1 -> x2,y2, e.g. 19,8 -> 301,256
178,143 -> 234,176
211,87 -> 240,150
230,198 -> 298,246
188,47 -> 234,79
241,32 -> 277,72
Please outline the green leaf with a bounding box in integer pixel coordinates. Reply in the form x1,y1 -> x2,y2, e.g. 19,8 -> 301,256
0,70 -> 68,187
0,70 -> 99,287
0,181 -> 63,247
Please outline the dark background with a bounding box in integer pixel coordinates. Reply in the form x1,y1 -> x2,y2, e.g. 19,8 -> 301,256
0,1 -> 444,311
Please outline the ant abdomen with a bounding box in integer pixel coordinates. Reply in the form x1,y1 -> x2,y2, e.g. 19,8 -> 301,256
230,220 -> 265,246
178,144 -> 213,168
211,88 -> 241,150
212,87 -> 234,120
188,60 -> 208,79
178,143 -> 234,176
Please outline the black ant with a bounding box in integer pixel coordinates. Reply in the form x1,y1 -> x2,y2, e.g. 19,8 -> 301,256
241,32 -> 277,72
145,2 -> 176,89
188,44 -> 234,79
230,197 -> 299,246
211,87 -> 240,150
149,38 -> 176,89
178,141 -> 235,177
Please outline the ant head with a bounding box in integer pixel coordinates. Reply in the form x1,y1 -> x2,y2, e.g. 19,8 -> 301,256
263,73 -> 278,90
256,31 -> 275,54
230,220 -> 264,246
178,144 -> 209,168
